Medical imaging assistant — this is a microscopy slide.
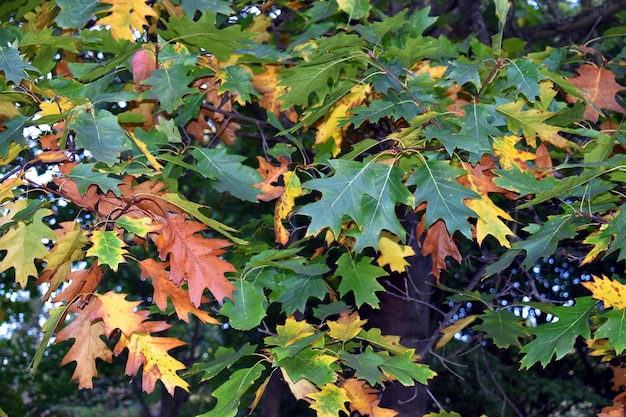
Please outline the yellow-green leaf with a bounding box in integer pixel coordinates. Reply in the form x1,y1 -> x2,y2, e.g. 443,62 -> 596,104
87,230 -> 128,271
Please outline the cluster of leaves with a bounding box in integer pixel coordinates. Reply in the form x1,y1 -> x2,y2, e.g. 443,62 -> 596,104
1,0 -> 626,415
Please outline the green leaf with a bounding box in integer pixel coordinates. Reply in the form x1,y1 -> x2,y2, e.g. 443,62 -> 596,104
518,167 -> 605,208
357,328 -> 414,356
589,205 -> 626,262
335,252 -> 387,308
276,347 -> 339,386
339,347 -> 385,386
191,147 -> 262,202
218,66 -> 256,104
220,280 -> 267,331
407,160 -> 477,238
336,0 -> 370,20
270,333 -> 323,361
181,0 -> 232,17
86,230 -> 127,271
274,273 -> 329,315
520,297 -> 596,369
0,45 -> 39,84
347,100 -> 395,127
159,13 -> 252,60
68,163 -> 123,195
475,310 -> 528,348
56,0 -> 104,28
0,115 -> 29,157
142,65 -> 196,113
387,36 -> 439,69
30,305 -> 68,374
189,343 -> 257,381
72,109 -> 130,165
512,214 -> 579,269
504,59 -> 546,102
424,412 -> 461,417
494,164 -> 558,196
299,158 -> 414,251
446,59 -> 483,88
198,362 -> 266,417
596,308 -> 626,353
0,208 -> 55,287
115,216 -> 157,237
491,0 -> 511,56
379,351 -> 436,385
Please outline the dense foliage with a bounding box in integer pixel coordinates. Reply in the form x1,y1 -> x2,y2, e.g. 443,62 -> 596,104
1,0 -> 626,416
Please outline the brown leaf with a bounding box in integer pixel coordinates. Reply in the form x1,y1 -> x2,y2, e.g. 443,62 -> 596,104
420,219 -> 462,282
566,64 -> 626,122
139,258 -> 218,324
154,212 -> 237,305
255,156 -> 289,201
52,262 -> 104,303
342,378 -> 398,417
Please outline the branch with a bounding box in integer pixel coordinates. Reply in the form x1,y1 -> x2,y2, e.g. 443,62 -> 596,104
519,0 -> 626,42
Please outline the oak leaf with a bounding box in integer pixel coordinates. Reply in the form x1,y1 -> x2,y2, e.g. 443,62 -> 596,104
315,83 -> 371,156
419,219 -> 462,282
492,135 -> 536,171
139,258 -> 218,324
250,65 -> 298,122
38,221 -> 89,300
582,275 -> 626,310
255,156 -> 289,201
377,232 -> 415,272
97,0 -> 158,41
496,101 -> 571,149
52,262 -> 104,303
566,64 -> 626,122
114,325 -> 190,395
86,230 -> 128,272
154,212 -> 237,305
91,292 -> 149,338
55,302 -> 113,389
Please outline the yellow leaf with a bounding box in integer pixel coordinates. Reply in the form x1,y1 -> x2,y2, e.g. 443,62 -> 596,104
585,338 -> 614,361
377,232 -> 415,272
412,60 -> 447,78
265,316 -> 317,347
0,143 -> 26,166
464,196 -> 514,247
92,292 -> 149,338
306,384 -> 350,417
435,315 -> 477,350
114,330 -> 189,395
492,135 -> 536,171
582,275 -> 626,310
38,97 -> 75,117
315,83 -> 371,156
275,171 -> 304,245
327,310 -> 367,342
97,0 -> 158,41
128,131 -> 164,171
0,175 -> 22,203
246,14 -> 273,43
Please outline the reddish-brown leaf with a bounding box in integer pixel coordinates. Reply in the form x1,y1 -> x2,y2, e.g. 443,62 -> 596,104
139,258 -> 218,323
566,64 -> 626,122
52,262 -> 104,303
342,378 -> 398,417
154,212 -> 237,305
132,45 -> 157,92
420,219 -> 462,282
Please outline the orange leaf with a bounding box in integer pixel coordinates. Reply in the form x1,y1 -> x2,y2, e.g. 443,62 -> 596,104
250,65 -> 297,122
342,378 -> 398,417
255,156 -> 289,201
420,219 -> 462,282
91,292 -> 149,338
566,64 -> 626,122
55,302 -> 113,389
139,258 -> 218,324
155,212 -> 237,305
